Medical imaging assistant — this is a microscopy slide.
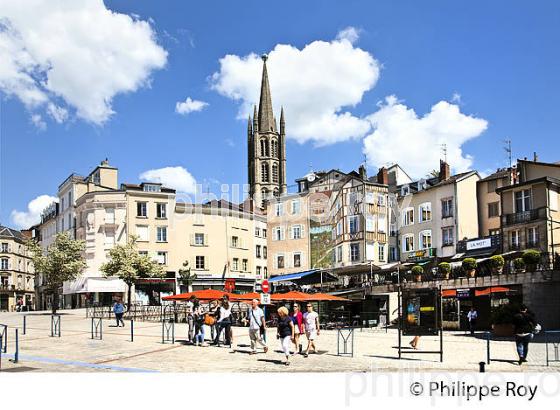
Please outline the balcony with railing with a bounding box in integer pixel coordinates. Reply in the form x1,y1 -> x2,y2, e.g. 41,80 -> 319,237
502,206 -> 547,227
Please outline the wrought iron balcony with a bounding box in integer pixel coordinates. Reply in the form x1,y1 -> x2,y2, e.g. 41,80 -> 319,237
502,207 -> 547,227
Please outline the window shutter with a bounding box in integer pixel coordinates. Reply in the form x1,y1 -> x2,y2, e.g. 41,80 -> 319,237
204,234 -> 208,246
288,226 -> 293,240
300,225 -> 305,238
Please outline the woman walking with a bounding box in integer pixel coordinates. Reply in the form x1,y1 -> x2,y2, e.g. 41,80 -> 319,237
277,306 -> 295,366
213,298 -> 232,347
291,303 -> 304,354
193,299 -> 208,346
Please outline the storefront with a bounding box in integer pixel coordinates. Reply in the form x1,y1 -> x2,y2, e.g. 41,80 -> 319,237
441,285 -> 522,330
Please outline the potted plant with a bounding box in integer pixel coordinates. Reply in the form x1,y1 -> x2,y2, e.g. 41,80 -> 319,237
438,262 -> 451,280
522,249 -> 541,272
462,258 -> 477,278
513,257 -> 525,273
411,265 -> 423,282
489,255 -> 505,275
490,304 -> 518,336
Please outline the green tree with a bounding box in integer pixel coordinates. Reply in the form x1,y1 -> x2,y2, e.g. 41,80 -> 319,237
178,260 -> 196,293
27,232 -> 87,314
100,236 -> 164,310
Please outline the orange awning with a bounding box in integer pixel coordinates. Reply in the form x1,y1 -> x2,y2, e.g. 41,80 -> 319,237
475,286 -> 512,297
442,289 -> 457,297
269,291 -> 350,302
229,292 -> 262,301
162,289 -> 235,301
307,292 -> 350,302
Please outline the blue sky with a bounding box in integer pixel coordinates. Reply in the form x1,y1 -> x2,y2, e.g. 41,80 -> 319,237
1,0 -> 559,228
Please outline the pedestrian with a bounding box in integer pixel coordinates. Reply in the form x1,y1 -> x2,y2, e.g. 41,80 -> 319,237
186,296 -> 196,343
303,303 -> 320,357
277,306 -> 295,366
291,303 -> 304,354
467,306 -> 478,335
193,299 -> 208,346
223,295 -> 235,347
513,304 -> 537,365
409,336 -> 421,349
113,298 -> 125,327
213,298 -> 232,347
248,298 -> 268,354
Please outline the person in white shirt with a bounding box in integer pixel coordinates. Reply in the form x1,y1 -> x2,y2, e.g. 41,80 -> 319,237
248,299 -> 268,354
303,303 -> 320,357
467,307 -> 478,335
212,299 -> 232,347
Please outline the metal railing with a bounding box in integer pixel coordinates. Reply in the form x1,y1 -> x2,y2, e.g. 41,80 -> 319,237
502,207 -> 547,226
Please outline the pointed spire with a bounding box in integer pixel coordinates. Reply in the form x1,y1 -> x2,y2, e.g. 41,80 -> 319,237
247,114 -> 253,135
258,54 -> 276,133
280,106 -> 285,135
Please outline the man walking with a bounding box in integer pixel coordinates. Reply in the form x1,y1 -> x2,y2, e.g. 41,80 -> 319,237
113,298 -> 125,327
186,296 -> 196,343
467,306 -> 478,335
303,303 -> 320,357
248,299 -> 268,355
513,304 -> 537,365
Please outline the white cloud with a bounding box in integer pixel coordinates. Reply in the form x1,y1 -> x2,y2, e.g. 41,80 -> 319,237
175,97 -> 209,115
336,26 -> 361,44
47,103 -> 68,123
10,194 -> 58,229
363,96 -> 488,178
0,0 -> 167,125
139,166 -> 197,194
30,114 -> 46,131
211,27 -> 379,145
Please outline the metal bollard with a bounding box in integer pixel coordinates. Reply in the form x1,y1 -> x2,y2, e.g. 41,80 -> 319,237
23,315 -> 26,335
130,319 -> 134,342
479,361 -> 485,373
11,329 -> 19,363
0,335 -> 2,370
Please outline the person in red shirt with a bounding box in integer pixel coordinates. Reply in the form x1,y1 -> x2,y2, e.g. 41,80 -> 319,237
290,303 -> 304,354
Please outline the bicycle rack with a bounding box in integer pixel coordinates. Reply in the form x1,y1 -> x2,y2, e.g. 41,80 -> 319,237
91,317 -> 103,340
0,324 -> 7,353
51,315 -> 61,337
162,320 -> 175,344
545,330 -> 560,367
337,327 -> 355,357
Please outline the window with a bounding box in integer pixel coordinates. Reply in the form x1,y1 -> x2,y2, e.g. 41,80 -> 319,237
487,179 -> 498,193
195,256 -> 205,270
488,202 -> 499,218
261,162 -> 269,182
256,245 -> 261,258
105,208 -> 115,224
231,236 -> 239,248
156,251 -> 167,265
401,185 -> 410,196
419,230 -> 432,249
156,203 -> 167,219
510,230 -> 520,249
349,215 -> 359,234
527,227 -> 539,247
143,184 -> 161,192
366,216 -> 375,232
104,230 -> 115,248
271,140 -> 278,157
378,194 -> 385,206
291,225 -> 302,239
419,203 -> 432,222
273,227 -> 284,241
389,246 -> 398,262
442,227 -> 454,246
256,266 -> 261,277
336,246 -> 342,262
489,229 -> 500,236
390,223 -> 397,237
442,198 -> 453,218
1,243 -> 8,253
263,246 -> 267,259
350,243 -> 360,262
402,208 -> 414,226
272,163 -> 279,183
255,227 -> 261,237
378,214 -> 387,233
276,255 -> 285,269
293,253 -> 301,268
275,203 -> 283,217
515,189 -> 532,212
1,258 -> 8,270
262,229 -> 267,239
194,233 -> 205,246
264,267 -> 268,278
156,226 -> 167,242
242,259 -> 248,271
232,258 -> 239,271
137,202 -> 147,217
61,197 -> 65,211
260,139 -> 269,156
403,234 -> 414,252
138,251 -> 148,257
291,200 -> 301,215
378,244 -> 385,262
136,225 -> 149,241
365,192 -> 375,204
336,220 -> 343,236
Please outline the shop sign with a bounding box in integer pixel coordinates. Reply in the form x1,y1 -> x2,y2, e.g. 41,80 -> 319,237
456,288 -> 471,299
467,238 -> 492,251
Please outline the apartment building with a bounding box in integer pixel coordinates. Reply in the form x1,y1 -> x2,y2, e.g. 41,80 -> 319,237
0,226 -> 35,311
477,168 -> 515,237
498,159 -> 560,264
395,161 -> 480,262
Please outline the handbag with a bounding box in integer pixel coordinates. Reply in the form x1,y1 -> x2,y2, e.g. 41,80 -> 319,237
204,313 -> 216,326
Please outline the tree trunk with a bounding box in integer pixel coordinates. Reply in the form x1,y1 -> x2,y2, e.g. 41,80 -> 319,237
52,289 -> 59,315
127,282 -> 132,311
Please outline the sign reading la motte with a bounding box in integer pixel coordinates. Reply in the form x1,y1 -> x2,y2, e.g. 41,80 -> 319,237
262,280 -> 269,293
260,293 -> 271,305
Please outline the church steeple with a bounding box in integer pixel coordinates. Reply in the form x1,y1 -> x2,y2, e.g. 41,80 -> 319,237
257,54 -> 276,133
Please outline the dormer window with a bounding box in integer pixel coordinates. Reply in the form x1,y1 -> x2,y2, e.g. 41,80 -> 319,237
401,185 -> 410,196
143,184 -> 161,192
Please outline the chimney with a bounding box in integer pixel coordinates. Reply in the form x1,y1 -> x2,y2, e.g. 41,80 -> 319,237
533,152 -> 538,162
377,167 -> 388,185
358,164 -> 367,181
439,160 -> 450,182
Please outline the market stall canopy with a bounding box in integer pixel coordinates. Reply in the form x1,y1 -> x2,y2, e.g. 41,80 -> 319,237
307,292 -> 351,302
474,286 -> 516,297
268,269 -> 338,285
229,292 -> 262,301
162,289 -> 234,301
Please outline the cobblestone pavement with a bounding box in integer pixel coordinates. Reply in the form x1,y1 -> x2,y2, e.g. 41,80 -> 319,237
0,310 -> 558,373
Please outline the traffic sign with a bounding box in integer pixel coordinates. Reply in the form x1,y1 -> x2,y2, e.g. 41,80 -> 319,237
262,280 -> 269,293
260,293 -> 271,305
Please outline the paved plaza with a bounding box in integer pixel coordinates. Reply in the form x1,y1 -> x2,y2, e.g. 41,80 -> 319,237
0,310 -> 558,373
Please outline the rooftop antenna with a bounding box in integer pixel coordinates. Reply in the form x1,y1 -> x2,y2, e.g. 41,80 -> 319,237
504,139 -> 512,169
440,143 -> 448,163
